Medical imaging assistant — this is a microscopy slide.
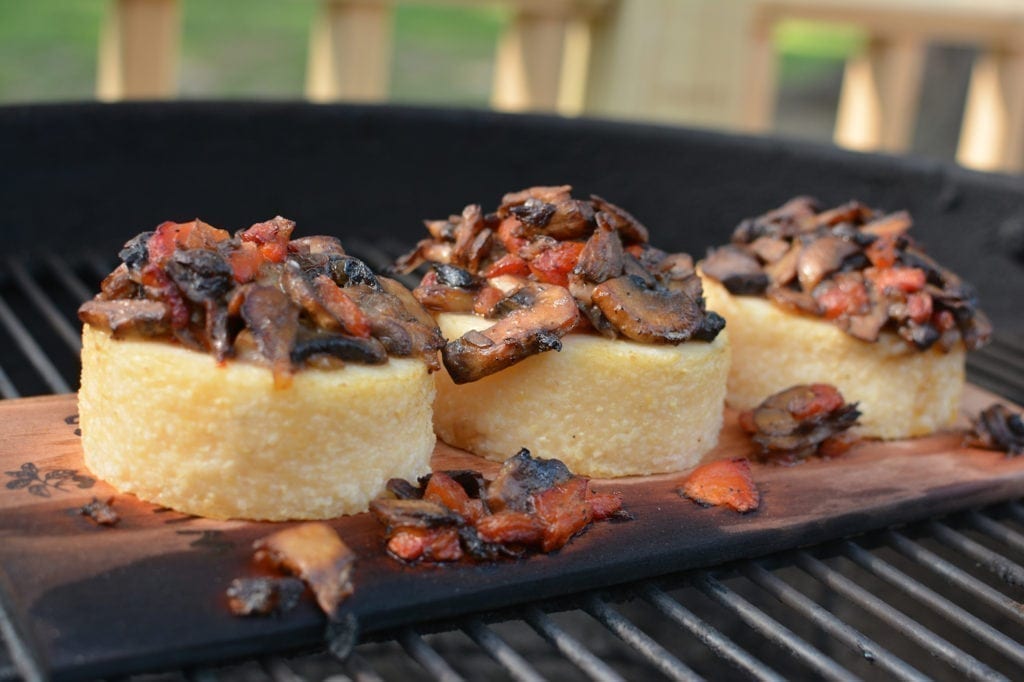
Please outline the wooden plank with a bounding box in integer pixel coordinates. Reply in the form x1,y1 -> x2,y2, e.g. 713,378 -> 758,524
957,46 -> 1024,173
0,388 -> 1022,679
306,0 -> 394,103
96,0 -> 179,101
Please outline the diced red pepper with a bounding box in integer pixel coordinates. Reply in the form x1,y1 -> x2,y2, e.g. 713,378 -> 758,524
787,383 -> 845,420
497,216 -> 528,254
680,458 -> 760,513
528,241 -> 586,287
240,218 -> 294,264
147,219 -> 229,265
816,278 -> 868,320
475,511 -> 545,545
313,275 -> 371,338
387,527 -> 462,562
866,266 -> 926,294
484,253 -> 530,278
586,490 -> 623,520
139,263 -> 190,328
932,309 -> 956,332
423,472 -> 481,523
906,291 -> 933,324
473,286 -> 505,316
865,236 -> 897,268
818,432 -> 858,458
228,241 -> 265,283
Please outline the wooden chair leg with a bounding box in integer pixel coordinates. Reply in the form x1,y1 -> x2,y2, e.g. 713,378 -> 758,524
957,47 -> 1024,173
834,35 -> 926,153
96,0 -> 180,101
741,22 -> 778,133
491,10 -> 571,113
306,0 -> 394,103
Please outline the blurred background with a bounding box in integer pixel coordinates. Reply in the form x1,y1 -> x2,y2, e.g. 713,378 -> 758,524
1,0 -> 1021,173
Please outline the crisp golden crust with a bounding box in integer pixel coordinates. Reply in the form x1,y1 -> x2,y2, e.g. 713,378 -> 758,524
702,277 -> 964,439
79,325 -> 435,520
432,314 -> 731,477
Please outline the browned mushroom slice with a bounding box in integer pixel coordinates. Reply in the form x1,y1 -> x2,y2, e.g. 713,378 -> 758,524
746,384 -> 861,460
486,448 -> 573,514
861,210 -> 912,238
969,403 -> 1024,456
241,285 -> 299,385
288,235 -> 346,256
393,238 -> 454,273
254,523 -> 356,616
766,286 -> 820,315
748,236 -> 791,264
369,498 -> 464,528
450,204 -> 491,270
499,185 -> 573,216
796,235 -> 861,291
280,261 -> 338,329
379,276 -> 439,329
656,252 -> 695,281
97,263 -> 139,299
79,299 -> 171,337
812,201 -> 873,228
590,195 -> 650,244
290,332 -> 387,365
442,281 -> 579,383
345,283 -> 444,369
701,245 -> 769,295
764,241 -> 801,286
732,196 -> 820,242
591,275 -> 705,344
573,215 -> 624,284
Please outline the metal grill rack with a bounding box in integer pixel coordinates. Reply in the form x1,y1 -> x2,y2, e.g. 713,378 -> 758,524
1,249 -> 1023,682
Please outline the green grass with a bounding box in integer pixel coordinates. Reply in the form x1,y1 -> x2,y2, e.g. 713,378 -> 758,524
775,19 -> 867,84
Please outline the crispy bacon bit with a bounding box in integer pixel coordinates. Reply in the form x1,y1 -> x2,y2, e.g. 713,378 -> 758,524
226,577 -> 305,616
968,403 -> 1024,456
254,522 -> 356,615
704,197 -> 990,353
741,384 -> 861,463
79,218 -> 443,376
679,458 -> 760,513
78,497 -> 120,526
396,187 -> 723,381
373,449 -> 625,563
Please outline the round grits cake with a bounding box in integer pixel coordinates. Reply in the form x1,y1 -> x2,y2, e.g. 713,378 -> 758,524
432,313 -> 730,477
700,196 -> 990,440
702,277 -> 962,439
396,186 -> 730,477
77,217 -> 445,520
80,325 -> 435,520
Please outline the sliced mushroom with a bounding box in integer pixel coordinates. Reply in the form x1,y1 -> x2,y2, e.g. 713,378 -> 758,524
969,403 -> 1024,456
240,285 -> 299,384
369,498 -> 464,529
796,235 -> 860,291
79,299 -> 171,337
701,245 -> 769,295
861,210 -> 912,238
763,241 -> 801,287
442,281 -> 579,383
591,275 -> 706,344
290,332 -> 387,366
288,235 -> 346,256
748,236 -> 790,264
590,195 -> 649,244
486,448 -> 573,514
573,214 -> 624,284
499,185 -> 573,217
98,263 -> 139,300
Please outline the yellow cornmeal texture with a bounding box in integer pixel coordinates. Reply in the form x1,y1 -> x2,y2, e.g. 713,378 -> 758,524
78,325 -> 435,520
701,277 -> 964,439
432,313 -> 731,477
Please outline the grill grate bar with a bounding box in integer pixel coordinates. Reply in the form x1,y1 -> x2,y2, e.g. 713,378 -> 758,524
397,628 -> 465,682
691,572 -> 856,682
883,529 -> 1024,626
967,510 -> 1024,555
0,294 -> 70,394
0,366 -> 19,400
259,656 -> 304,682
7,259 -> 81,353
639,584 -> 784,682
583,593 -> 702,682
796,551 -> 1008,682
841,540 -> 1024,668
927,521 -> 1024,587
85,253 -> 115,281
344,651 -> 386,682
524,606 -> 625,682
740,561 -> 928,682
1007,501 -> 1024,525
985,336 -> 1024,372
462,618 -> 546,682
45,255 -> 93,304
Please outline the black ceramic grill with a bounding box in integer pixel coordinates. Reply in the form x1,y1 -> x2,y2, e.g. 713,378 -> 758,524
1,103 -> 1023,681
1,249 -> 1023,682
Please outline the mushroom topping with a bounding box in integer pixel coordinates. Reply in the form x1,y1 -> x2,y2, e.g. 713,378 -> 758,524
968,404 -> 1024,456
703,197 -> 991,353
443,281 -> 579,384
397,187 -> 724,380
371,448 -> 624,563
254,522 -> 356,616
79,218 -> 444,376
739,384 -> 861,463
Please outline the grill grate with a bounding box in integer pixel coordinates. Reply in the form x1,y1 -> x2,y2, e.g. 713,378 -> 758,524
1,251 -> 1023,681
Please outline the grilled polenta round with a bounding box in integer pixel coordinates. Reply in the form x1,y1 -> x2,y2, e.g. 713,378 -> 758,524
432,312 -> 731,478
79,324 -> 436,520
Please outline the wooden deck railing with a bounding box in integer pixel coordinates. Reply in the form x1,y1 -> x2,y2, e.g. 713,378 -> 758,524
94,0 -> 1024,172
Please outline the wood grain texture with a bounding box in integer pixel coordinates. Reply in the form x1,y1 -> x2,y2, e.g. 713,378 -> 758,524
1,388 -> 1022,680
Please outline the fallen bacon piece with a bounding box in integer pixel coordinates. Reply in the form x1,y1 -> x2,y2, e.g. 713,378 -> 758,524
680,458 -> 760,513
78,497 -> 120,526
254,522 -> 356,615
741,384 -> 861,462
226,577 -> 305,616
968,403 -> 1024,456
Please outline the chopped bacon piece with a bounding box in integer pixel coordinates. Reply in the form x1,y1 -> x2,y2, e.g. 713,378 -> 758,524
254,522 -> 356,615
528,241 -> 585,287
387,527 -> 462,562
680,458 -> 760,513
484,253 -> 530,278
866,266 -> 926,294
475,511 -> 545,546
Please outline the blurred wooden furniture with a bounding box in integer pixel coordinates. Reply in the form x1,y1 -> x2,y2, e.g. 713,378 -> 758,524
95,0 -> 1024,172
